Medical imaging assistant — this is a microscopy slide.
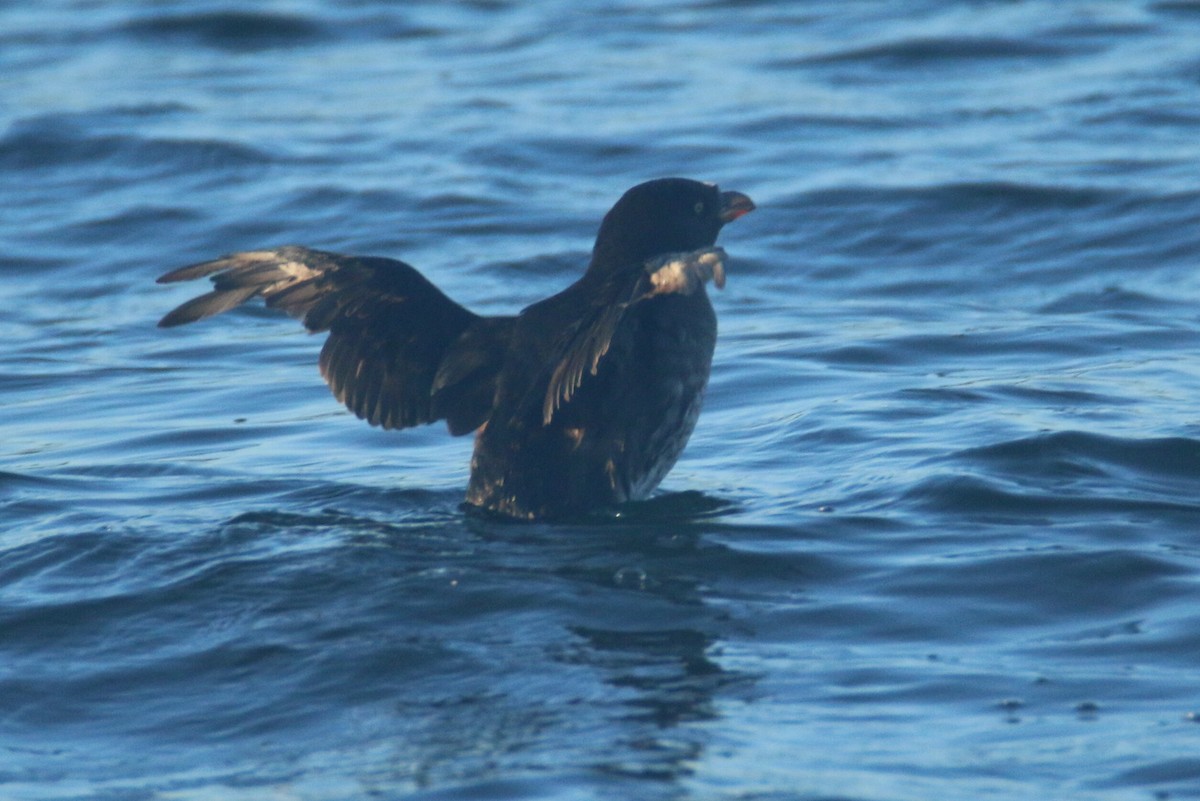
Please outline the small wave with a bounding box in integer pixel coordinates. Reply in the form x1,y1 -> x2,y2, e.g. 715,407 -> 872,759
1036,286 -> 1177,315
898,431 -> 1200,526
0,470 -> 52,489
730,112 -> 908,136
776,179 -> 1200,298
611,490 -> 739,523
900,472 -> 1200,521
63,206 -> 202,247
885,546 -> 1191,622
0,255 -> 66,276
988,384 -> 1132,410
773,180 -> 1123,264
957,431 -> 1200,483
465,136 -> 735,181
773,35 -> 1079,69
106,102 -> 195,118
224,498 -> 462,535
1151,1 -> 1200,17
1103,757 -> 1200,790
121,10 -> 327,51
786,181 -> 1118,216
774,180 -> 1195,287
1085,106 -> 1200,128
0,117 -> 275,174
275,185 -> 416,223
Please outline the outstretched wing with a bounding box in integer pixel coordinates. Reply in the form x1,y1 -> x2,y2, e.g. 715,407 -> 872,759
158,246 -> 507,432
540,246 -> 726,425
431,316 -> 517,435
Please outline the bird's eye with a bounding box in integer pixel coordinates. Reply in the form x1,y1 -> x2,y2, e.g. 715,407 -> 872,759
693,201 -> 705,216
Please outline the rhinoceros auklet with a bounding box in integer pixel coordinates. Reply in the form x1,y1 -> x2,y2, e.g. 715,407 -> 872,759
158,177 -> 755,520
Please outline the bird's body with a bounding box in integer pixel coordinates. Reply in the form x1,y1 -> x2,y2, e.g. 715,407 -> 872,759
466,277 -> 718,519
158,178 -> 754,520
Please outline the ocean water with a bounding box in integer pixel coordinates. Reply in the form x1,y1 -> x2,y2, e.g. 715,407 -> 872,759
4,1 -> 1200,799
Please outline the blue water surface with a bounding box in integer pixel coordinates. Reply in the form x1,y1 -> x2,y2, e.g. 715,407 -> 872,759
4,2 -> 1200,799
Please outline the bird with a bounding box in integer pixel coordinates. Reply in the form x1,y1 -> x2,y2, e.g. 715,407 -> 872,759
157,177 -> 755,520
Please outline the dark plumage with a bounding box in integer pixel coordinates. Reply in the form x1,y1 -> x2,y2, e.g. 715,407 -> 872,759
157,177 -> 755,519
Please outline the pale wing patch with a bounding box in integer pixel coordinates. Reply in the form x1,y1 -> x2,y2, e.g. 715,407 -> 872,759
157,246 -> 341,327
645,246 -> 727,295
563,427 -> 585,449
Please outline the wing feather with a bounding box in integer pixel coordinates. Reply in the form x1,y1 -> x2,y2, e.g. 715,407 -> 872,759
158,246 -> 510,433
540,246 -> 726,425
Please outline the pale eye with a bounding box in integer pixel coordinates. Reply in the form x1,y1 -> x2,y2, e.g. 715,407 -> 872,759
693,201 -> 705,216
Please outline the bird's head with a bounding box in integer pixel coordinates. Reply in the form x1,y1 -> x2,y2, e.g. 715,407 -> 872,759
589,178 -> 755,274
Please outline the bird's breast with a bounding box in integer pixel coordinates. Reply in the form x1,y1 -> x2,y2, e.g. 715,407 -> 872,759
610,291 -> 717,499
466,290 -> 718,519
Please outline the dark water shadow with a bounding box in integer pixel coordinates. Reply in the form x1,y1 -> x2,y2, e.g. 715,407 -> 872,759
199,485 -> 760,792
461,489 -> 740,527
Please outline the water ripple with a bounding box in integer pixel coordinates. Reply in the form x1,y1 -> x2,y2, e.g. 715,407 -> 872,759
784,35 -> 1085,69
4,1 -> 1200,798
120,10 -> 329,51
0,118 -> 276,173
